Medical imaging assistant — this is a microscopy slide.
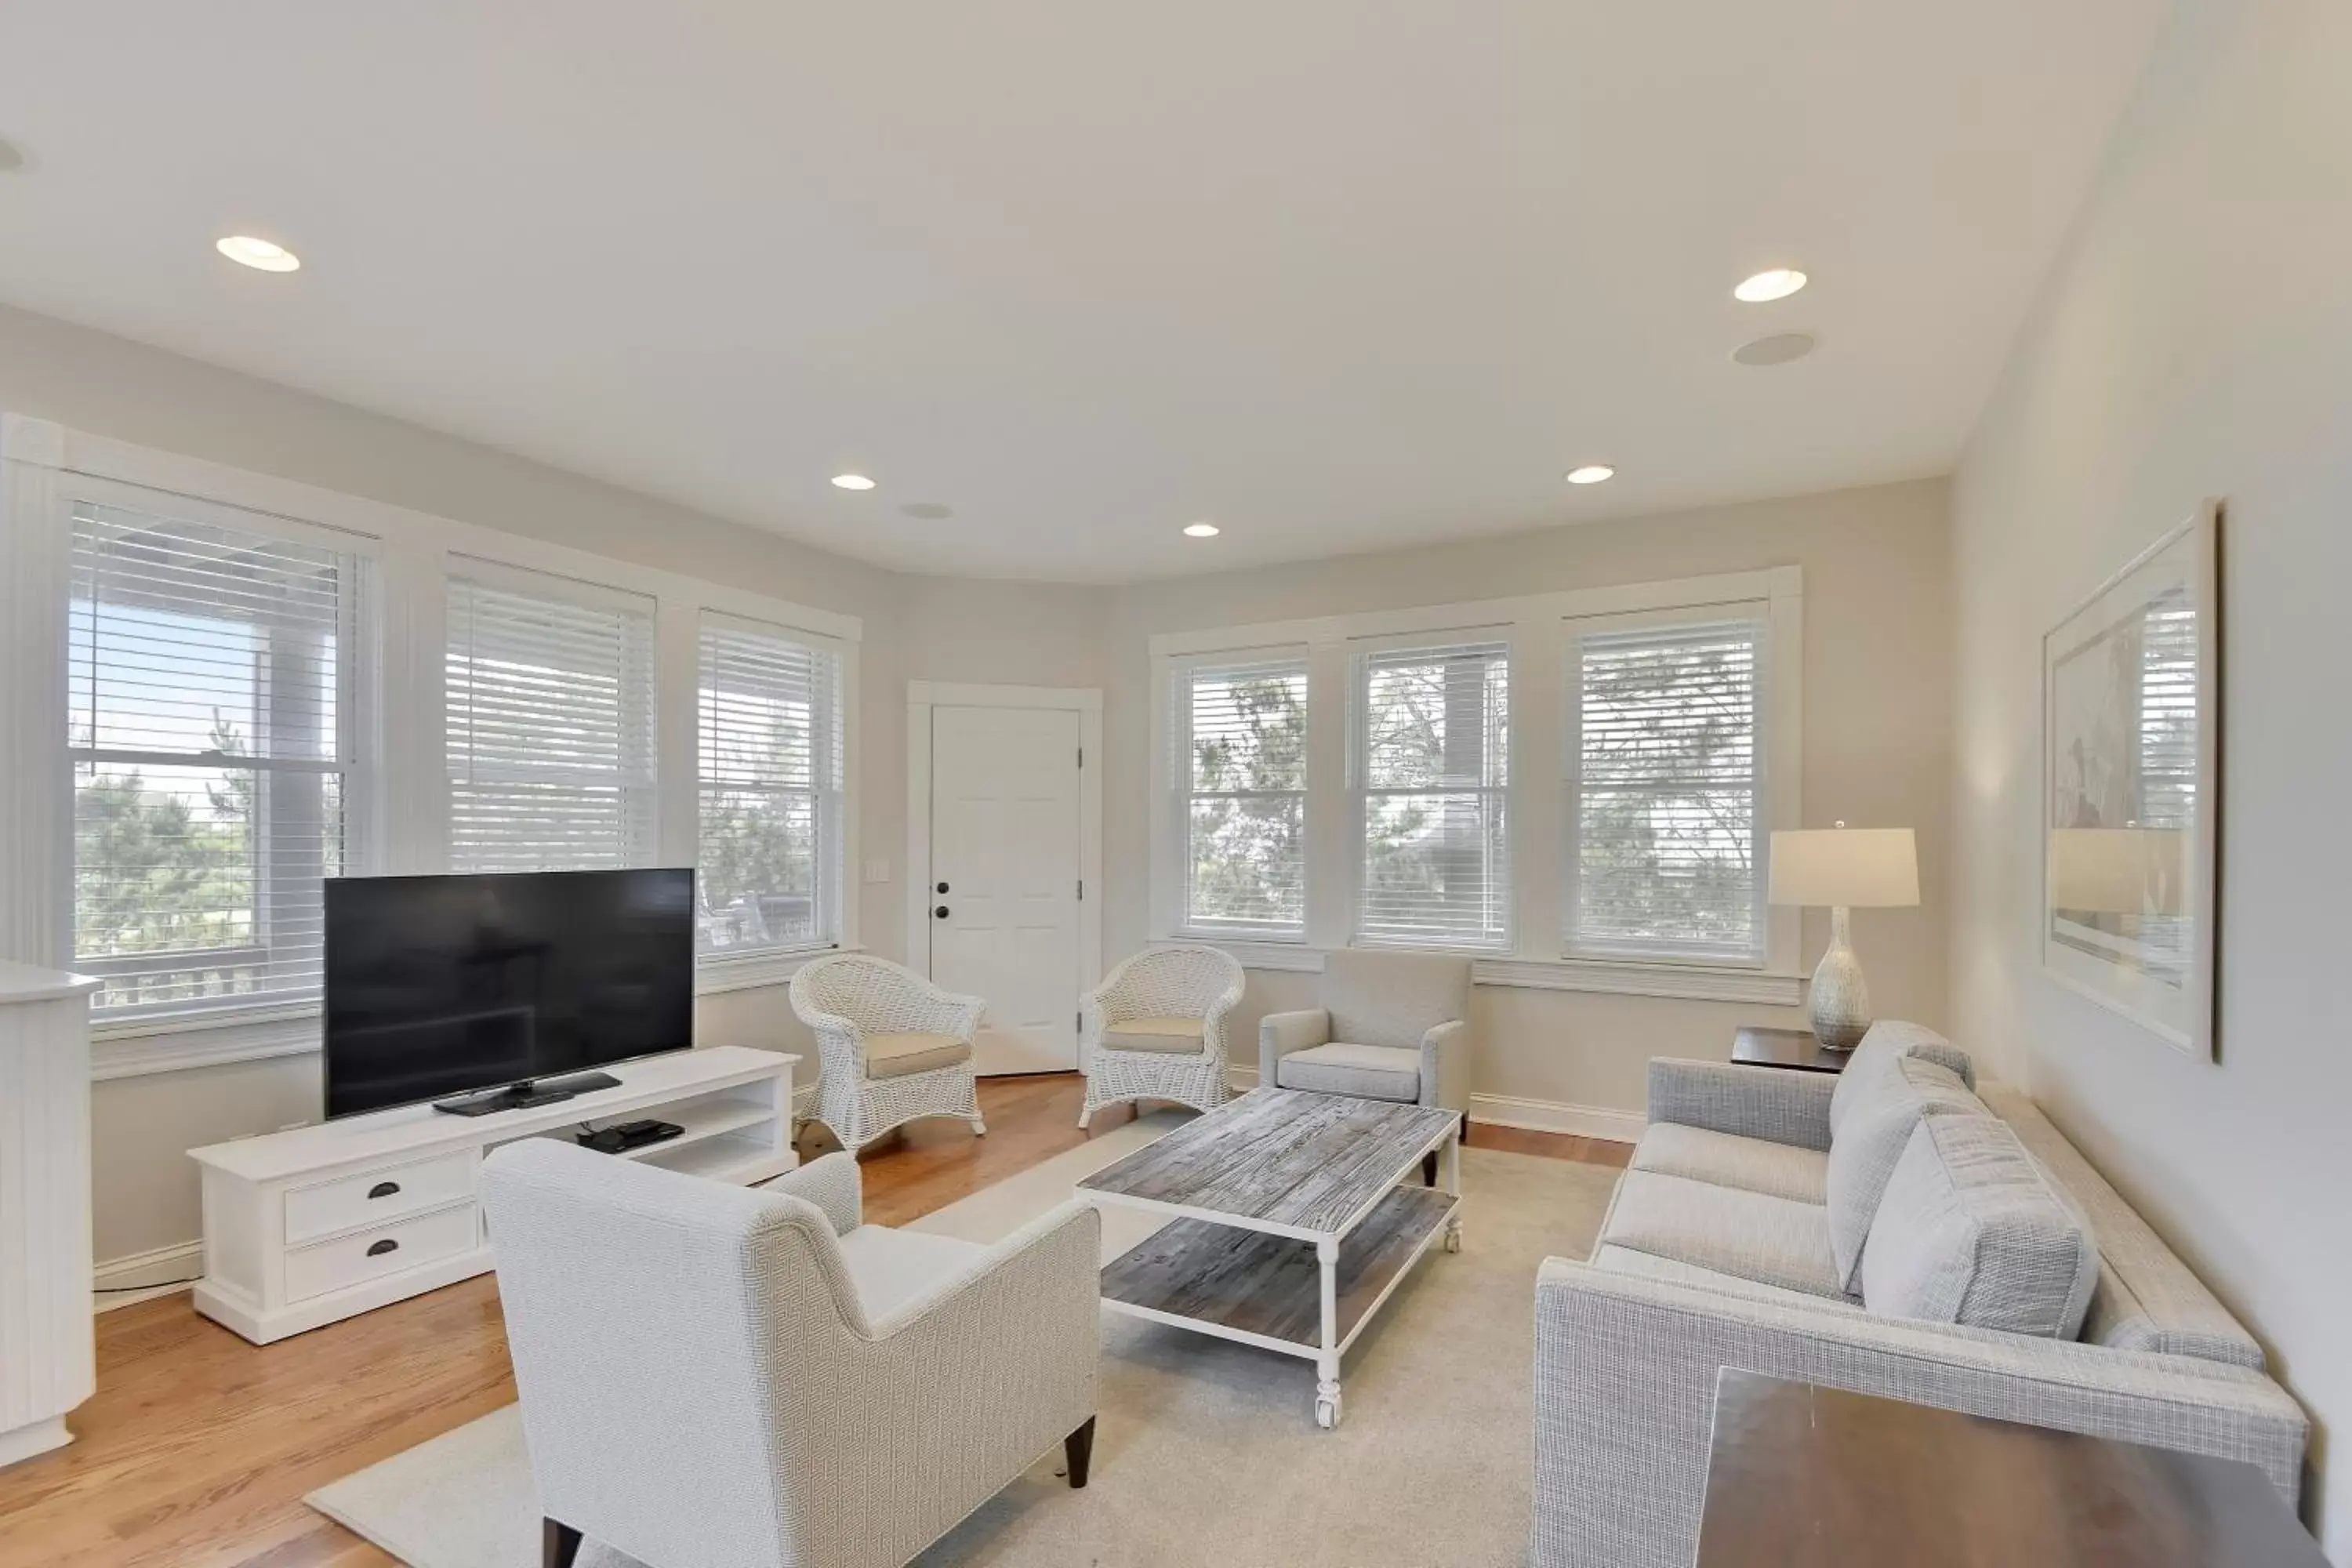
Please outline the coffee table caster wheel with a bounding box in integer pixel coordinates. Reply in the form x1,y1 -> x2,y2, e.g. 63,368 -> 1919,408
1315,1387 -> 1342,1430
1444,1226 -> 1461,1254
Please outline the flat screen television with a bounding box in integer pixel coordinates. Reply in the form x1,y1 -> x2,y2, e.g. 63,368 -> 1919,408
323,868 -> 695,1119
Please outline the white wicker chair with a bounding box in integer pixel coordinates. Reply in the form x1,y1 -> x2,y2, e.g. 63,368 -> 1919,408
1077,944 -> 1246,1127
789,954 -> 987,1154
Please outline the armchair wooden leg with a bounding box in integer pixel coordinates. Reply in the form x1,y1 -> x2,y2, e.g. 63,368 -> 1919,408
1064,1416 -> 1096,1489
543,1518 -> 583,1568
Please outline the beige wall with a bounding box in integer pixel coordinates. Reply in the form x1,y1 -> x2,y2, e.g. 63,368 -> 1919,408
1947,0 -> 2352,1550
1102,477 -> 1955,1117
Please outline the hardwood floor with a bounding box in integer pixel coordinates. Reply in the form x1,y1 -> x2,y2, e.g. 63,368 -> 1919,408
0,1074 -> 1623,1568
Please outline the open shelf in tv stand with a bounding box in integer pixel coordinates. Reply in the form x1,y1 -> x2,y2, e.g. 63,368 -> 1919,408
186,1045 -> 800,1345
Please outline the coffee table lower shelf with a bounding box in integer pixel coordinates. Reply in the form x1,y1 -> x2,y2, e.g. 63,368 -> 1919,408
1098,1183 -> 1458,1426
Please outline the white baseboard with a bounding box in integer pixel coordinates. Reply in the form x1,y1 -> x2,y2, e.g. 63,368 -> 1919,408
93,1240 -> 205,1313
1468,1093 -> 1643,1144
1229,1065 -> 1641,1145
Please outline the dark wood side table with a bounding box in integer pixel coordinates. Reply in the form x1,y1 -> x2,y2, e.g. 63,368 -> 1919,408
1696,1369 -> 2325,1567
1730,1024 -> 1851,1074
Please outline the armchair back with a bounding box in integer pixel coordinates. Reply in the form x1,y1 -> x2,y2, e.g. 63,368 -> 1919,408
1323,949 -> 1470,1050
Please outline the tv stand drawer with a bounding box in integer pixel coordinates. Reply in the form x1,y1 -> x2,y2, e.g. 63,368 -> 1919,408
284,1203 -> 478,1303
285,1151 -> 474,1245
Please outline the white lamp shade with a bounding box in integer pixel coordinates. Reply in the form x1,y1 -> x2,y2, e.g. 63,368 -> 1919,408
1769,827 -> 1920,908
2049,827 -> 2186,916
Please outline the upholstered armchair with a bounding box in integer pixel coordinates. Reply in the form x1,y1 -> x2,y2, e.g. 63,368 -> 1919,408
1076,943 -> 1246,1127
1260,949 -> 1472,1150
789,953 -> 987,1153
483,1142 -> 1102,1568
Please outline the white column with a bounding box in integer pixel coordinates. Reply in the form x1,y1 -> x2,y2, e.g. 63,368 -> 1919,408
0,964 -> 100,1468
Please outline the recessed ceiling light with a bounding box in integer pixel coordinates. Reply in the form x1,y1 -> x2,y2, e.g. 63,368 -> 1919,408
1733,267 -> 1806,303
1564,465 -> 1616,485
1733,332 -> 1817,367
1183,522 -> 1221,538
830,474 -> 877,491
216,235 -> 300,273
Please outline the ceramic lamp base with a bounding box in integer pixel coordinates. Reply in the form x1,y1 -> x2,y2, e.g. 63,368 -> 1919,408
1809,906 -> 1872,1050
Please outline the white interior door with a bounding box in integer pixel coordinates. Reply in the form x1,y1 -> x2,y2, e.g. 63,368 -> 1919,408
927,705 -> 1083,1074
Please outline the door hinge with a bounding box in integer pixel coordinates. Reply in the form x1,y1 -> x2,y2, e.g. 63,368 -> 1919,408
1076,877 -> 1085,900
1077,745 -> 1084,769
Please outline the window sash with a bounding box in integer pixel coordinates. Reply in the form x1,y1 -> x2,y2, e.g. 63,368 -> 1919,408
1352,640 -> 1512,952
1566,616 -> 1766,964
67,500 -> 361,1018
445,570 -> 657,873
1176,654 -> 1308,939
695,615 -> 844,958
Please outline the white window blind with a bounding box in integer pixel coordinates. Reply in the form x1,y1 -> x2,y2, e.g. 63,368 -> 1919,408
67,501 -> 361,1017
696,615 -> 844,957
1570,618 -> 1765,961
1178,655 -> 1309,938
445,571 -> 656,873
1354,640 -> 1510,949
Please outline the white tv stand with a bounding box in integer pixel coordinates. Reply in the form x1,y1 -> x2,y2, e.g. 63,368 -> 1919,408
187,1046 -> 799,1345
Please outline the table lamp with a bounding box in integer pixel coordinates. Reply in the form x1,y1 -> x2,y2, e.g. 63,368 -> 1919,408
1768,823 -> 1920,1049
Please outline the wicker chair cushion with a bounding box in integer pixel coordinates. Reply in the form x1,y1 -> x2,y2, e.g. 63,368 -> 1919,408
1102,1016 -> 1206,1054
864,1032 -> 974,1080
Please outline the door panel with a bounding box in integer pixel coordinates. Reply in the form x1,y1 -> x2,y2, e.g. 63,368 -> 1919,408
929,706 -> 1083,1074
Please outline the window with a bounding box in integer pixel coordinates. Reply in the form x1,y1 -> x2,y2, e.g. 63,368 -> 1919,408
1354,640 -> 1510,949
1176,654 -> 1308,938
696,615 -> 844,957
445,570 -> 656,873
1569,618 -> 1766,962
67,501 -> 361,1017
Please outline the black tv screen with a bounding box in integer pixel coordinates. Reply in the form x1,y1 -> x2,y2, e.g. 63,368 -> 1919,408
324,869 -> 695,1119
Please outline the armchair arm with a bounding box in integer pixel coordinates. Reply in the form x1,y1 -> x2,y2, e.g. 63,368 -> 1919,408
1530,1259 -> 2308,1568
1259,1008 -> 1331,1087
1646,1057 -> 1836,1150
759,1152 -> 860,1236
1419,1018 -> 1469,1114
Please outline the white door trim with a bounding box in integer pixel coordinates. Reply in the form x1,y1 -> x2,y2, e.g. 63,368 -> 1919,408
906,684 -> 1103,1018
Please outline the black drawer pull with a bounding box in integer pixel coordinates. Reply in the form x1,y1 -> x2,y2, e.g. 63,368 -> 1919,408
366,1238 -> 400,1258
367,1181 -> 401,1200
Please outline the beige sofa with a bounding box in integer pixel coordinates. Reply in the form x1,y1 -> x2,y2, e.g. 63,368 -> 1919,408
1530,1022 -> 2308,1568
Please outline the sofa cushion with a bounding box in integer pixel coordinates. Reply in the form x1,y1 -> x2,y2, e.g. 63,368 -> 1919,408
1631,1123 -> 1830,1206
834,1225 -> 987,1320
1591,1244 -> 1870,1316
1828,1020 -> 1977,1137
863,1031 -> 973,1080
1825,1055 -> 1987,1290
1597,1170 -> 1849,1300
1321,949 -> 1470,1053
1275,1041 -> 1420,1102
1980,1082 -> 2265,1369
1102,1015 -> 1206,1054
1860,1114 -> 2100,1338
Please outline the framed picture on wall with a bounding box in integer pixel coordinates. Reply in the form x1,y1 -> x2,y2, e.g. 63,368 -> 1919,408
2041,501 -> 2220,1059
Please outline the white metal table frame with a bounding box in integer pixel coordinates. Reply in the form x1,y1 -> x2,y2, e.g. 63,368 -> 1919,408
1084,1108 -> 1462,1430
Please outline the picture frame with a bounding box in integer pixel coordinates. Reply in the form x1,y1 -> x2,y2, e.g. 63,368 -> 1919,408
2041,502 -> 2220,1059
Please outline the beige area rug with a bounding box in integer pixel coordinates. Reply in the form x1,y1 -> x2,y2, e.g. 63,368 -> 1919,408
307,1116 -> 1620,1567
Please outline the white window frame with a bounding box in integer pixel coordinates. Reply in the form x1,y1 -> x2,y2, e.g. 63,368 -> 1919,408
1147,568 -> 1802,1002
695,609 -> 853,975
0,412 -> 861,1076
1162,648 -> 1314,943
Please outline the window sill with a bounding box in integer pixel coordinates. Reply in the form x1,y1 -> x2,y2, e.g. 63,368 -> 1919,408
1203,944 -> 1802,1005
695,945 -> 859,996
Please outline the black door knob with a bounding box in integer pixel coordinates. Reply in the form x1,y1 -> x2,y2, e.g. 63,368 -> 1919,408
936,881 -> 950,895
934,905 -> 950,919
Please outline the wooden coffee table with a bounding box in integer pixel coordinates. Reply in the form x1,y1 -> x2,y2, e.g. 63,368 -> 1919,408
1077,1087 -> 1461,1429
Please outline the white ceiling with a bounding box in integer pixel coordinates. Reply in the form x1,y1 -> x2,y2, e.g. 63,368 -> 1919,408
0,2 -> 2161,583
